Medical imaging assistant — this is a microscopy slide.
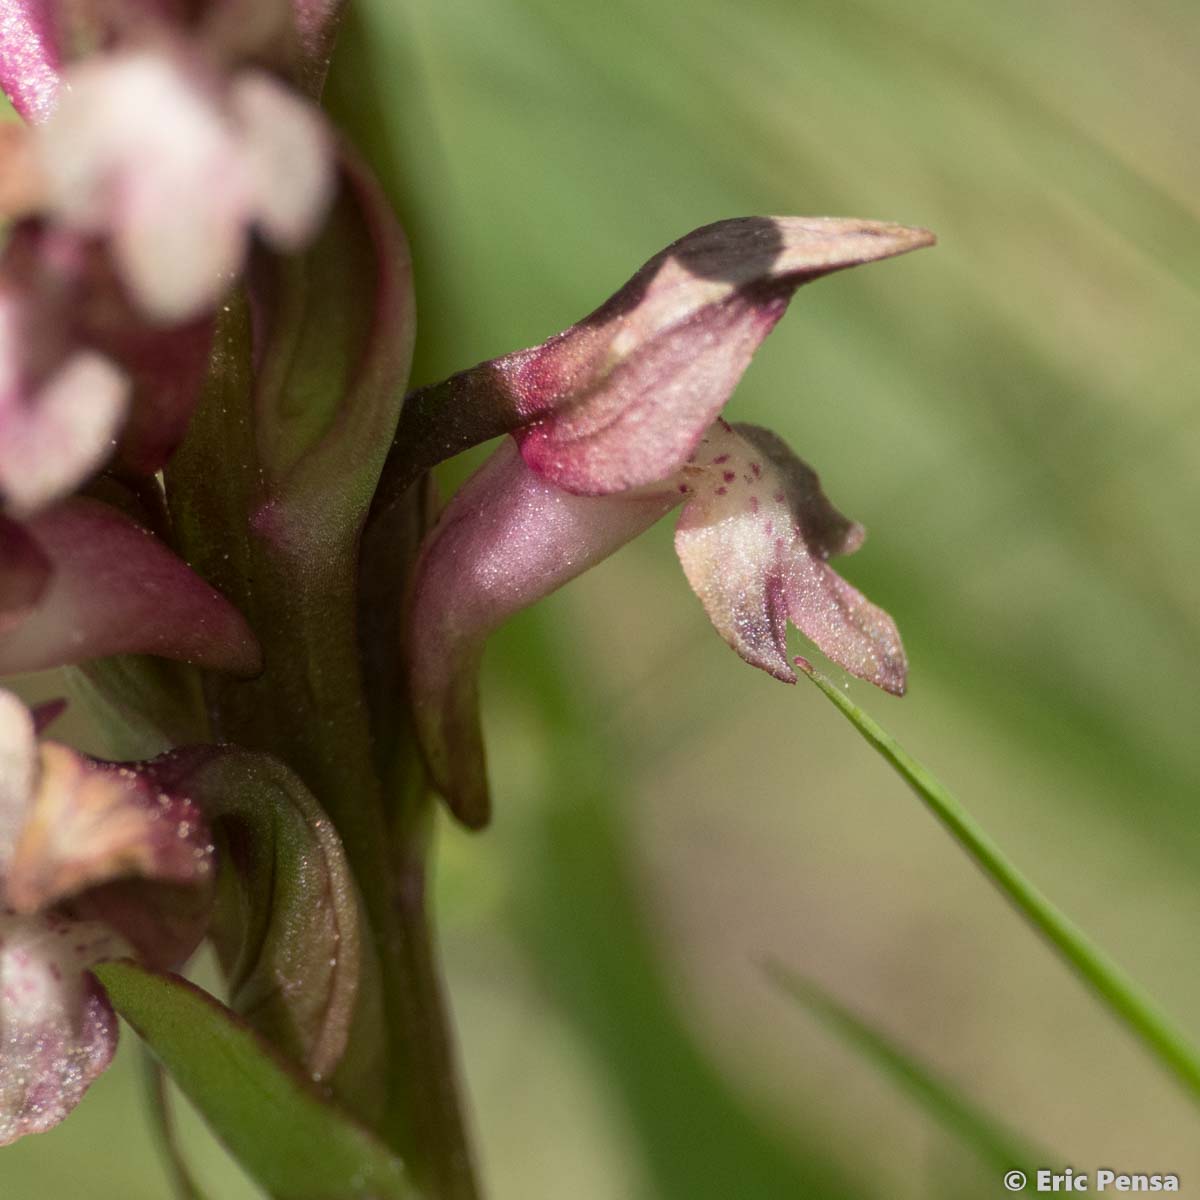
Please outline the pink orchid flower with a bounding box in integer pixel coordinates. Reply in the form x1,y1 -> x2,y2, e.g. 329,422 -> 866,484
0,690 -> 214,1144
395,216 -> 932,825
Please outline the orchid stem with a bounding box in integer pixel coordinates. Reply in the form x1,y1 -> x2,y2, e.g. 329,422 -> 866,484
385,798 -> 480,1200
800,665 -> 1200,1104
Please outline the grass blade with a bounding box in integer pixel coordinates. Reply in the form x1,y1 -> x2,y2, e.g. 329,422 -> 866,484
764,961 -> 1041,1175
799,664 -> 1200,1105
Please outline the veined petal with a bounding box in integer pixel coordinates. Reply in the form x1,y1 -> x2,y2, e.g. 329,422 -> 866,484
149,746 -> 384,1111
408,439 -> 676,826
0,0 -> 62,122
4,743 -> 214,916
0,906 -> 126,1145
390,217 -> 933,496
0,497 -> 261,675
674,421 -> 906,693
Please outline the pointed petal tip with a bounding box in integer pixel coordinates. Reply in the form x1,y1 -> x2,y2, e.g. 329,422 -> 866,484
0,499 -> 262,677
445,788 -> 492,832
770,216 -> 936,275
424,730 -> 492,831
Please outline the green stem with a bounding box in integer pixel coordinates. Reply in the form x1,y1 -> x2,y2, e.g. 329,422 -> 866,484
140,1051 -> 211,1200
165,301 -> 479,1196
801,666 -> 1200,1103
385,799 -> 480,1200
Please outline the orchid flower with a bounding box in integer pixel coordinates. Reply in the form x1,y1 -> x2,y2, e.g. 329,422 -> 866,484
0,1 -> 333,681
0,689 -> 214,1144
0,0 -> 940,1191
394,216 -> 932,825
0,0 -> 335,524
38,48 -> 334,323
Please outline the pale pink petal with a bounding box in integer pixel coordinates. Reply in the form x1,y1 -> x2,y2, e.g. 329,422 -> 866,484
514,288 -> 787,494
0,686 -> 36,865
0,906 -> 127,1145
409,439 -> 676,826
0,348 -> 129,515
0,0 -> 61,122
674,421 -> 906,693
4,742 -> 215,916
39,51 -> 249,322
113,157 -> 247,325
0,497 -> 262,675
0,516 -> 50,632
391,217 -> 934,496
230,69 -> 333,250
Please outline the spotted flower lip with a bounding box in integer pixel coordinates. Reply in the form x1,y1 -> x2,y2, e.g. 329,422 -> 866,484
386,216 -> 934,500
0,689 -> 215,1145
407,419 -> 904,827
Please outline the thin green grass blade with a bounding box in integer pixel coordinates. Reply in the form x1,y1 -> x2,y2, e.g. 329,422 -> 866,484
764,961 -> 1042,1176
96,962 -> 413,1200
139,1050 -> 212,1200
799,665 -> 1200,1105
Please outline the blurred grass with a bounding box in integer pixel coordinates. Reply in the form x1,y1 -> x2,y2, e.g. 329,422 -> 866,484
7,1 -> 1200,1197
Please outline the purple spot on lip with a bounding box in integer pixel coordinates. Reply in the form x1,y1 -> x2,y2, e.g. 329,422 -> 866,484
712,454 -> 730,464
678,483 -> 689,494
750,462 -> 762,478
749,496 -> 759,513
722,470 -> 736,483
715,486 -> 728,496
773,491 -> 785,503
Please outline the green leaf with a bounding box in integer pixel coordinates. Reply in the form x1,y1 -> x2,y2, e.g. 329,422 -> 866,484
95,962 -> 413,1200
799,665 -> 1200,1105
149,747 -> 387,1123
764,961 -> 1041,1176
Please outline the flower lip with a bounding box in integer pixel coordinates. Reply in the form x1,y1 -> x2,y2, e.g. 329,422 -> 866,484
407,417 -> 908,826
0,689 -> 217,1144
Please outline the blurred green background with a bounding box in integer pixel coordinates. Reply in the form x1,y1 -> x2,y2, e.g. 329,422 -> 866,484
6,0 -> 1200,1196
